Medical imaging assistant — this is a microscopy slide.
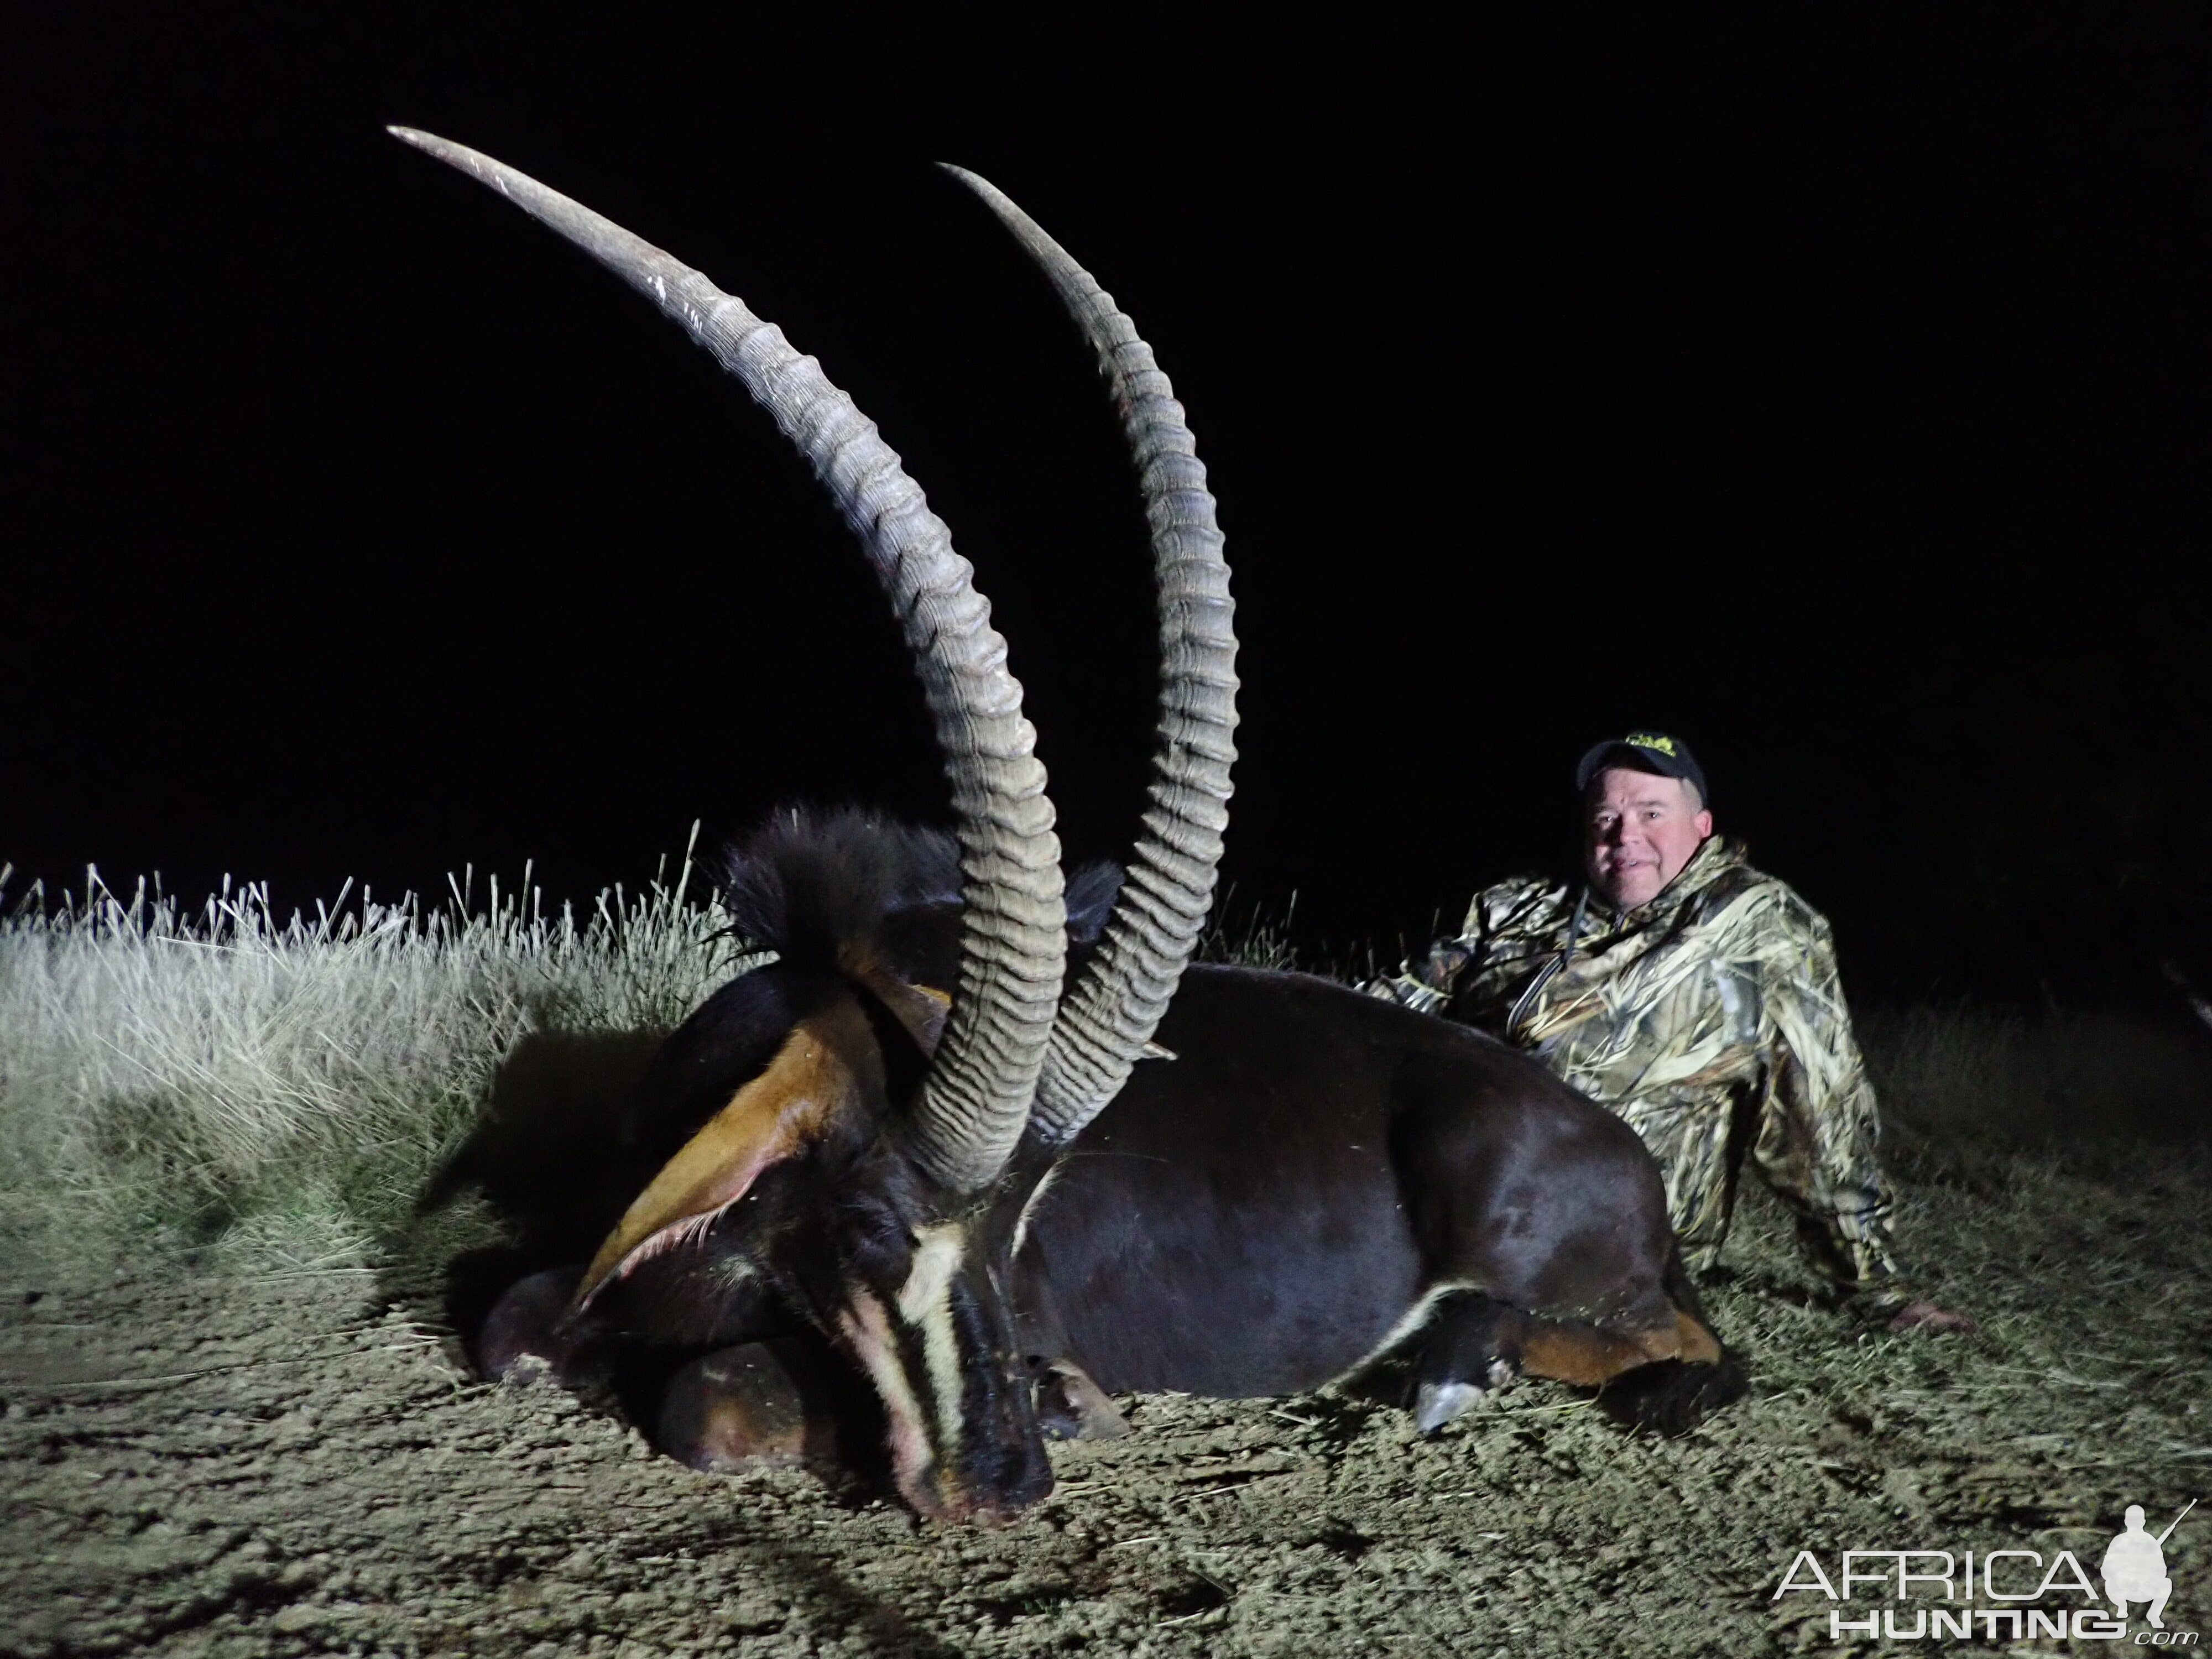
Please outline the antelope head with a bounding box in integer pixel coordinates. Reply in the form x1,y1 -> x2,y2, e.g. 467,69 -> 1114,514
392,129 -> 1235,1521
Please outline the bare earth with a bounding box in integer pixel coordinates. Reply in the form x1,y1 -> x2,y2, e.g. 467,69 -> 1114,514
5,1145 -> 2208,1658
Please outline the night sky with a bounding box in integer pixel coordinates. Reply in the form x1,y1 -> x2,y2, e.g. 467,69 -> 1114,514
9,9 -> 2212,1011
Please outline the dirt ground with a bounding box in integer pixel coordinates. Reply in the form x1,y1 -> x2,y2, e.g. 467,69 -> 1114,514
5,1140 -> 2209,1658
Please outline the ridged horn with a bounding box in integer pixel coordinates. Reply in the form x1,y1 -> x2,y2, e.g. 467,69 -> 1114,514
941,168 -> 1238,1146
392,130 -> 1065,1192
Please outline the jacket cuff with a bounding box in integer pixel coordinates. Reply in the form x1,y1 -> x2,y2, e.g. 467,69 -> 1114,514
1796,1213 -> 1903,1291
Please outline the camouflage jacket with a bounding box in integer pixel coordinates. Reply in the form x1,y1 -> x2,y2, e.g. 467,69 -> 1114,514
1367,837 -> 1900,1290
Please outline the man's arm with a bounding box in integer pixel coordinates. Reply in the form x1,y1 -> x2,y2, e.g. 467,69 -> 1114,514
1750,908 -> 1974,1333
1361,875 -> 1563,1015
1747,902 -> 1905,1291
1363,932 -> 1475,1014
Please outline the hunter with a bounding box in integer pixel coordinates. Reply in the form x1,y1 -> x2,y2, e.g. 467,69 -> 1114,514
1368,732 -> 1970,1333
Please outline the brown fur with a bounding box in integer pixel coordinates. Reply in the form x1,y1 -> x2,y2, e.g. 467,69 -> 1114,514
575,992 -> 878,1310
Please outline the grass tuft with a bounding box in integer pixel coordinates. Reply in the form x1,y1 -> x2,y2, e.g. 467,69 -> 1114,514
0,838 -> 748,1272
1196,887 -> 1304,973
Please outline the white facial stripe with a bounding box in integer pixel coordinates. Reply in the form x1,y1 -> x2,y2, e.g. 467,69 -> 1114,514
896,1223 -> 966,1323
1334,1279 -> 1481,1385
837,1288 -> 938,1510
897,1223 -> 969,1448
1007,1162 -> 1061,1262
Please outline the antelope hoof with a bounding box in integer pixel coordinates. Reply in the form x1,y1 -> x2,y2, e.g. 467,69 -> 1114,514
477,1266 -> 586,1382
1036,1359 -> 1130,1441
659,1340 -> 845,1473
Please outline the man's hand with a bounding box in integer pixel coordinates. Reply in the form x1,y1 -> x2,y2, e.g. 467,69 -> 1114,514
1887,1300 -> 1976,1334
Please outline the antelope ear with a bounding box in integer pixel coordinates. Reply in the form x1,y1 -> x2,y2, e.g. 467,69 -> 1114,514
843,954 -> 953,1060
571,994 -> 875,1313
830,939 -> 952,1059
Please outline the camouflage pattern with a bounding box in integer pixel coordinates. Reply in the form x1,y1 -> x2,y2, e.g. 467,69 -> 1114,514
1368,836 -> 1901,1290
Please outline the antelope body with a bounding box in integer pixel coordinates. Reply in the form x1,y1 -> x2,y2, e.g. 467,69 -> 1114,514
393,128 -> 1744,1523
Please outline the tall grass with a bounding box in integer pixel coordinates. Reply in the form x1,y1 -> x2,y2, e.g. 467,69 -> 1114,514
0,839 -> 747,1274
1860,1005 -> 2212,1150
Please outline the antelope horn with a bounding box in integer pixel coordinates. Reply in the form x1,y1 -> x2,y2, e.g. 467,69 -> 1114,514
941,169 -> 1238,1146
392,131 -> 1065,1192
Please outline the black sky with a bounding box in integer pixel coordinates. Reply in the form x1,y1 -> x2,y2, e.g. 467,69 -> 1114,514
7,7 -> 2212,1009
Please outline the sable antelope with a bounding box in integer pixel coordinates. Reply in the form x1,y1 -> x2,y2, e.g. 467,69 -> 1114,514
394,129 -> 1745,1524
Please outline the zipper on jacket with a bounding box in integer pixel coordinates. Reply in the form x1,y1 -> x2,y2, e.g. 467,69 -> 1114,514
1507,888 -> 1588,1039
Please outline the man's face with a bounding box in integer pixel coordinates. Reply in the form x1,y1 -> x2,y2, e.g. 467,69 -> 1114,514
1585,767 -> 1714,909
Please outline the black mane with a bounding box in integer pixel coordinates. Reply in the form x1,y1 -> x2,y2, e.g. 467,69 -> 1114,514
717,807 -> 1122,976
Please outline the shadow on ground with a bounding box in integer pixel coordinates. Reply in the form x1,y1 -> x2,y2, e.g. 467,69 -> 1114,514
409,1026 -> 664,1364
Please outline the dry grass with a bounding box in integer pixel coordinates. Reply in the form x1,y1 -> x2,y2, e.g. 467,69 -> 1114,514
1196,888 -> 1306,975
0,841 -> 745,1275
1862,1003 -> 2212,1150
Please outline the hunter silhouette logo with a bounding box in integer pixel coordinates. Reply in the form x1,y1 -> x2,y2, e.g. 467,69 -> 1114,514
2106,1501 -> 2193,1631
1775,1498 -> 2198,1644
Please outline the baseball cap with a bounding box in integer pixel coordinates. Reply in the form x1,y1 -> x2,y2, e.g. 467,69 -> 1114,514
1574,731 -> 1709,804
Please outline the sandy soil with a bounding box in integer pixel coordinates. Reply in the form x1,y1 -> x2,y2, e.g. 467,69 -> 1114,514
5,1143 -> 2209,1658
